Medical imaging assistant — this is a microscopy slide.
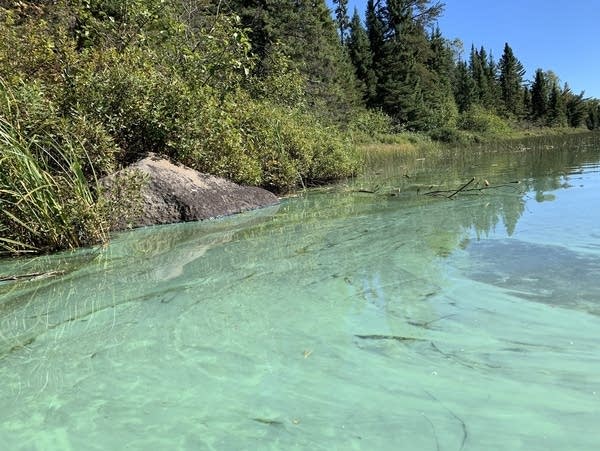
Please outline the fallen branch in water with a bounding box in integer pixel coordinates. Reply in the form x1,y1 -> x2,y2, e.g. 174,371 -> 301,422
0,270 -> 65,283
448,177 -> 475,198
423,179 -> 522,198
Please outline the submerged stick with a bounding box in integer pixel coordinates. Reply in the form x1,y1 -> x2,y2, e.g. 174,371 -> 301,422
0,270 -> 65,283
423,180 -> 522,197
355,334 -> 426,342
425,390 -> 468,451
447,177 -> 475,199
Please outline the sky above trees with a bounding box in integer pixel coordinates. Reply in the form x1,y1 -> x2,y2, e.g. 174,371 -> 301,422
335,0 -> 600,99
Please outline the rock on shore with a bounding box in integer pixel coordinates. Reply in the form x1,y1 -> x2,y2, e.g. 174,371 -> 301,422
102,155 -> 279,230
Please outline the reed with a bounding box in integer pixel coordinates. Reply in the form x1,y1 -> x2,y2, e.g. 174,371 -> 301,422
0,116 -> 108,255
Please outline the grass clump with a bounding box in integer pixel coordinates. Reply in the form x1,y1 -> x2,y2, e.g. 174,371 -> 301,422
0,114 -> 109,255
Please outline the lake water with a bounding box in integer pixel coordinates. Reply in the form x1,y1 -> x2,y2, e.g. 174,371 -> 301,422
1,134 -> 599,450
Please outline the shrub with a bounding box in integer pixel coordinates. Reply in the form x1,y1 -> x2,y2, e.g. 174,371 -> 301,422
458,105 -> 511,135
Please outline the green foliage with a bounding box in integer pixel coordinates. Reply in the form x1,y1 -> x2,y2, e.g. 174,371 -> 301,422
347,9 -> 377,104
458,105 -> 511,135
546,83 -> 567,127
530,69 -> 549,121
498,43 -> 525,117
0,114 -> 108,254
429,126 -> 471,144
564,87 -> 587,128
586,101 -> 600,130
347,109 -> 394,141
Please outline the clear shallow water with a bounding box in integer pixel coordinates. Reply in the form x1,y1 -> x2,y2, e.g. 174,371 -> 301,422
1,135 -> 600,450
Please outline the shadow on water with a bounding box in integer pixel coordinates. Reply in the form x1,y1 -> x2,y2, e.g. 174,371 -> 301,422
466,239 -> 600,315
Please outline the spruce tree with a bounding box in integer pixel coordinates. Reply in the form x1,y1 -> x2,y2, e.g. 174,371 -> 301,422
365,0 -> 385,106
453,59 -> 475,112
586,100 -> 600,130
530,68 -> 549,120
374,0 -> 443,129
347,9 -> 377,104
546,82 -> 567,126
469,46 -> 497,110
426,26 -> 459,127
563,85 -> 587,127
498,43 -> 525,116
333,0 -> 350,44
230,0 -> 361,120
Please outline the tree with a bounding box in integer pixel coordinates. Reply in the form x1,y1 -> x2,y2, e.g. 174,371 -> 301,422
425,26 -> 459,127
365,0 -> 385,106
333,0 -> 350,44
373,0 -> 444,128
230,0 -> 361,120
469,45 -> 498,110
498,43 -> 525,116
563,85 -> 587,127
585,100 -> 600,130
530,68 -> 549,120
453,59 -> 475,113
347,9 -> 377,104
546,82 -> 567,127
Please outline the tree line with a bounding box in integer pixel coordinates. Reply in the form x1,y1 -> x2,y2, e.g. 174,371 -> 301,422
336,0 -> 600,136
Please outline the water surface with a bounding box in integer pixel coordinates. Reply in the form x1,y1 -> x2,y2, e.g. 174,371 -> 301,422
1,134 -> 599,450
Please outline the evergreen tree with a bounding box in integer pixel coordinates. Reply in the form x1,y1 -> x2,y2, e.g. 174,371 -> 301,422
586,100 -> 600,130
469,46 -> 498,110
365,0 -> 385,106
522,85 -> 532,117
530,68 -> 549,120
347,9 -> 377,104
230,0 -> 361,120
546,82 -> 567,126
333,0 -> 350,44
498,42 -> 525,116
374,0 -> 443,129
453,59 -> 475,112
426,26 -> 459,127
563,85 -> 587,127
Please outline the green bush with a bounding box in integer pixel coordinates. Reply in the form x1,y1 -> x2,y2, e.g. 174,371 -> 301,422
458,105 -> 511,135
348,109 -> 394,141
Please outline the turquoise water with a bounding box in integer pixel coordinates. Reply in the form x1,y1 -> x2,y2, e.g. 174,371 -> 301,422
1,135 -> 600,450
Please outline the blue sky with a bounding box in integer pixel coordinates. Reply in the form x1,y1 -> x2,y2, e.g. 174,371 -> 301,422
333,0 -> 600,99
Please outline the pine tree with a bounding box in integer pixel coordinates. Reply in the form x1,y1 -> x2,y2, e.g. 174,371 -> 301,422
498,43 -> 525,116
374,0 -> 443,129
333,0 -> 350,44
365,0 -> 385,106
530,68 -> 548,120
546,82 -> 567,126
453,59 -> 475,112
425,26 -> 459,127
586,100 -> 600,130
563,85 -> 587,127
347,9 -> 377,104
230,0 -> 361,120
469,46 -> 498,110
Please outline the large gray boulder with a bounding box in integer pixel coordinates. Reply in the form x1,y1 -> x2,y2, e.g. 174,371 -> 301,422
103,155 -> 279,230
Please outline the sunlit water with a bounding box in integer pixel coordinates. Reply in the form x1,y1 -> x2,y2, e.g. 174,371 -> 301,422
1,135 -> 600,450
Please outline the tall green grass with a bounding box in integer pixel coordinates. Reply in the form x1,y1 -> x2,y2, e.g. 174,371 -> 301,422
0,115 -> 108,255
